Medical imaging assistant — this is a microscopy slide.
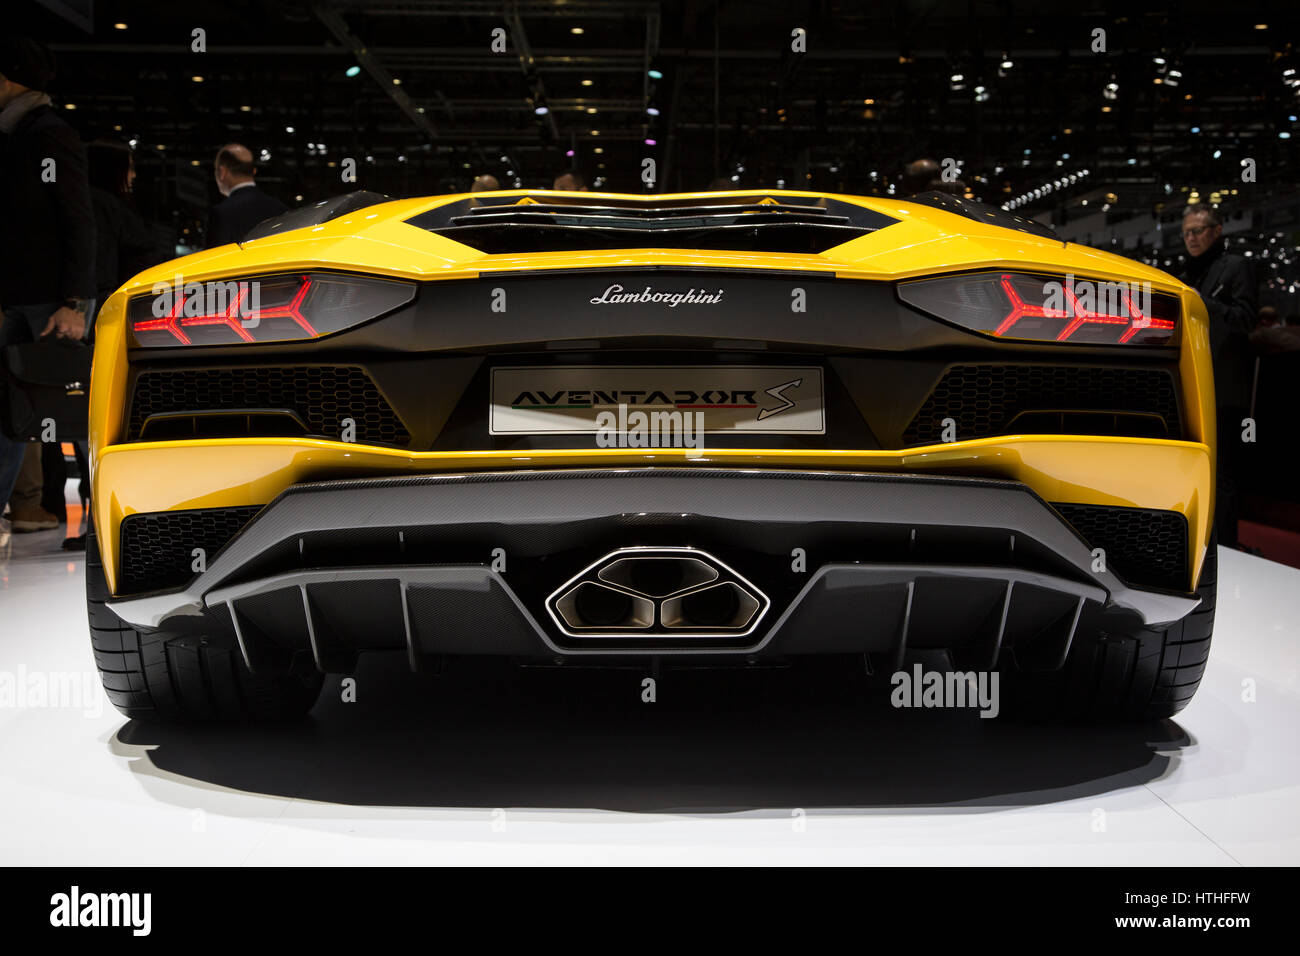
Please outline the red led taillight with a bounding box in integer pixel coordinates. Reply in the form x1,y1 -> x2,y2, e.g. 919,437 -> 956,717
899,271 -> 1180,346
131,295 -> 193,345
231,276 -> 317,338
127,273 -> 414,348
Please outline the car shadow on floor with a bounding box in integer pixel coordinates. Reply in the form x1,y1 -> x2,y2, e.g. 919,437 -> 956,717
112,652 -> 1192,813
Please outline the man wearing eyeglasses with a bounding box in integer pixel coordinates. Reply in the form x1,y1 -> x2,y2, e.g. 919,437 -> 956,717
1179,203 -> 1257,548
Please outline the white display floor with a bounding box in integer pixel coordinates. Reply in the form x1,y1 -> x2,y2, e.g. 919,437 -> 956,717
2,506 -> 1296,865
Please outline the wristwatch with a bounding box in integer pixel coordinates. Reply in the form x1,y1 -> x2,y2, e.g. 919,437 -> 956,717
63,297 -> 89,315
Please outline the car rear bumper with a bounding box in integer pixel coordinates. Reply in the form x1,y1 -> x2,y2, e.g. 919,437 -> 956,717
105,467 -> 1202,671
92,435 -> 1213,587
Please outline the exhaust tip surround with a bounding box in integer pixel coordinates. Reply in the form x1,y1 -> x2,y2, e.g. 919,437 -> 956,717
546,547 -> 770,639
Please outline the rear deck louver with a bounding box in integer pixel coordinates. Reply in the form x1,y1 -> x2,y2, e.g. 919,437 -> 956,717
407,194 -> 897,254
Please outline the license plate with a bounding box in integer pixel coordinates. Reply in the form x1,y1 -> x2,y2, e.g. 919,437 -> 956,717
490,365 -> 825,435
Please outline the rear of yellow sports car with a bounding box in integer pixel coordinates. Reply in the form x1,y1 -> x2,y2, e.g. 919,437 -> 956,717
85,189 -> 1217,721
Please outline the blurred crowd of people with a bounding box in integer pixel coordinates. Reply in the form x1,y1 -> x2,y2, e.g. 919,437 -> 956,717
0,39 -> 298,542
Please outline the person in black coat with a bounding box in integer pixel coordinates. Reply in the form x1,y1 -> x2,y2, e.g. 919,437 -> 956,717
1179,203 -> 1258,548
205,143 -> 287,248
0,39 -> 94,331
46,139 -> 169,548
0,37 -> 95,532
87,139 -> 166,305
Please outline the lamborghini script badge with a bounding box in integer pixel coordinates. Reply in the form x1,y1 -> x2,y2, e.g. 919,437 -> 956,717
589,284 -> 724,307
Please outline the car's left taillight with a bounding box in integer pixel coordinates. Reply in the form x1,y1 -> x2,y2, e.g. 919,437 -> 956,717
897,271 -> 1180,346
127,272 -> 415,347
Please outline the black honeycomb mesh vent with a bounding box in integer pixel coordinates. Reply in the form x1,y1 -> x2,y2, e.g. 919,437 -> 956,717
126,366 -> 410,446
902,364 -> 1181,445
118,506 -> 263,594
1052,503 -> 1189,592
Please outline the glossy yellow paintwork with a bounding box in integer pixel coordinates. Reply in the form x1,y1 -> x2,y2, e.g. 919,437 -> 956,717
91,436 -> 1213,595
89,189 -> 1217,596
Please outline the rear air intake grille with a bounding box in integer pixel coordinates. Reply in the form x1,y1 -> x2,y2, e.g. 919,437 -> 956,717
902,364 -> 1181,445
118,506 -> 263,595
126,366 -> 410,446
1052,503 -> 1189,592
406,195 -> 896,254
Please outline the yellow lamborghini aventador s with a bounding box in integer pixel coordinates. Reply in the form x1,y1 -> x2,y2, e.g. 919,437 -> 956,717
85,188 -> 1216,721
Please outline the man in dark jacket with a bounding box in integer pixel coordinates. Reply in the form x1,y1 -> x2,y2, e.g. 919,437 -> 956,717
1179,203 -> 1257,548
0,37 -> 95,532
205,143 -> 287,248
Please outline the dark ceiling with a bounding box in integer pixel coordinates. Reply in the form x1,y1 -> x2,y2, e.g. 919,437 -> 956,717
12,0 -> 1300,233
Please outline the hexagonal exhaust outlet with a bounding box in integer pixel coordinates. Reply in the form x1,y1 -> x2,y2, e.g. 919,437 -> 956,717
598,555 -> 718,597
661,581 -> 762,630
554,582 -> 654,630
544,547 -> 770,640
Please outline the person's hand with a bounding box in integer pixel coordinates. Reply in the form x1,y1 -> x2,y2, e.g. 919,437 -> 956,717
41,306 -> 86,341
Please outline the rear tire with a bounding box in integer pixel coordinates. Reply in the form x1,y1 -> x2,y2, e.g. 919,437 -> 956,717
86,523 -> 323,722
1007,535 -> 1217,721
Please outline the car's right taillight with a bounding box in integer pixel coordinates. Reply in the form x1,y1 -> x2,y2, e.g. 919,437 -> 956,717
898,271 -> 1180,346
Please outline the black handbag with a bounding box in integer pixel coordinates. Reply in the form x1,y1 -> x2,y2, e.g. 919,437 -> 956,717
0,337 -> 93,442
